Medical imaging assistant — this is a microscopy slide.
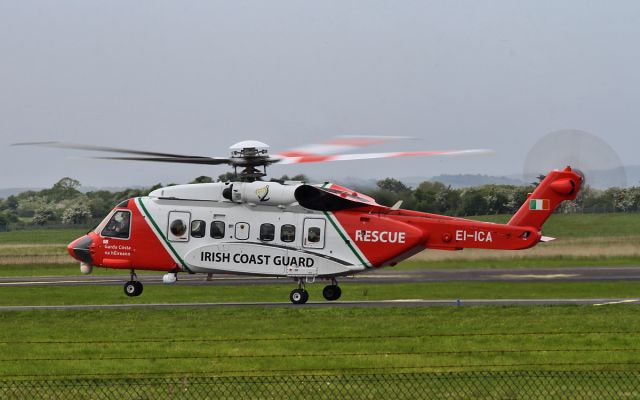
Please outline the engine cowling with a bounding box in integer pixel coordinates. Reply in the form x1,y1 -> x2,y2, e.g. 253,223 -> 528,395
223,182 -> 299,206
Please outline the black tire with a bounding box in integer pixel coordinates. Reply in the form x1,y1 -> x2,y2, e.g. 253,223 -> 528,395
124,281 -> 137,297
124,281 -> 143,297
323,285 -> 342,301
134,281 -> 144,296
290,289 -> 308,305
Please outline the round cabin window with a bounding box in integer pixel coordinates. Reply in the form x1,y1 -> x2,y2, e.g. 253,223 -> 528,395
170,219 -> 187,237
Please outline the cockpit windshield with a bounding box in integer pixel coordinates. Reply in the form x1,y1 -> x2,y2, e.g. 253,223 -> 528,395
101,210 -> 131,239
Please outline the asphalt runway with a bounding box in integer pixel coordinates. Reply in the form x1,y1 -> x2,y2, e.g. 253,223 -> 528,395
1,266 -> 640,287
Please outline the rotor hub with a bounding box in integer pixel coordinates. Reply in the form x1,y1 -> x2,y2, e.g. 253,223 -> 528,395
229,141 -> 273,181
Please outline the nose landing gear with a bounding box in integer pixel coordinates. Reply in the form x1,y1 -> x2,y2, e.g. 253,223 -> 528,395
124,270 -> 143,297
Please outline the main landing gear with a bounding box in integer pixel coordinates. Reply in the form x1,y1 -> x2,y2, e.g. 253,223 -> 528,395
124,270 -> 143,297
289,279 -> 309,305
322,279 -> 342,301
289,278 -> 342,304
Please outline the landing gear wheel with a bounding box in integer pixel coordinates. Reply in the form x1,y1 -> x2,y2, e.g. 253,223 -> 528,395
134,281 -> 143,296
124,281 -> 143,297
290,288 -> 309,305
322,285 -> 342,301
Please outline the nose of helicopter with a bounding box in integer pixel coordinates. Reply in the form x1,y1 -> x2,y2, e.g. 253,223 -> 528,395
67,235 -> 94,265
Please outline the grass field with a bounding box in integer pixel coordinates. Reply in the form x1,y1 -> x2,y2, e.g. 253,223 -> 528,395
0,305 -> 638,378
0,228 -> 88,245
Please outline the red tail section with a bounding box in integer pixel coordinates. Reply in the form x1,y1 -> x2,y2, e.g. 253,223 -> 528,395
508,167 -> 582,230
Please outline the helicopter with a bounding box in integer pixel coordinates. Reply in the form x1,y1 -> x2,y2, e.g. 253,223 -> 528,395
19,137 -> 582,304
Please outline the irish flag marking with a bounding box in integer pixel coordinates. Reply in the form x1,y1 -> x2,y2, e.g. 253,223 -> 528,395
529,199 -> 550,210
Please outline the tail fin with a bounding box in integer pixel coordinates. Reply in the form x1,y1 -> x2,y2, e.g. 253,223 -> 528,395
508,167 -> 582,230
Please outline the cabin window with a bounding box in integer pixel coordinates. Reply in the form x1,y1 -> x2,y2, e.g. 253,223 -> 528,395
210,221 -> 225,239
259,223 -> 275,241
170,219 -> 187,237
281,224 -> 296,243
191,220 -> 206,238
307,227 -> 321,243
101,210 -> 131,239
235,222 -> 250,240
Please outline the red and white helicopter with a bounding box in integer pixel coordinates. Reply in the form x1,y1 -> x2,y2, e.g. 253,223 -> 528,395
23,137 -> 582,304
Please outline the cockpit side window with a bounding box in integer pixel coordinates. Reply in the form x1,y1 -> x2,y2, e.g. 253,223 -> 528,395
101,210 -> 132,239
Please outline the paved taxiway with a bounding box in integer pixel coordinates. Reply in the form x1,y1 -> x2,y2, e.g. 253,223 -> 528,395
1,266 -> 639,287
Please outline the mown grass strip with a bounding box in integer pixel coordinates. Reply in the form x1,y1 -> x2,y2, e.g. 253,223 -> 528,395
0,306 -> 639,377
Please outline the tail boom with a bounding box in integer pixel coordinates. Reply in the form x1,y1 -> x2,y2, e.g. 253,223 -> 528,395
377,167 -> 582,256
508,167 -> 582,230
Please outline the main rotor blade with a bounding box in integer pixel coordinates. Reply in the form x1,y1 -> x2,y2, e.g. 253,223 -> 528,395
274,149 -> 494,164
12,141 -> 211,159
278,135 -> 416,157
93,156 -> 231,165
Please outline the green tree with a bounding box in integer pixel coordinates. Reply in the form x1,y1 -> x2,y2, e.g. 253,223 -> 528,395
43,177 -> 81,202
5,195 -> 19,211
33,206 -> 57,225
376,178 -> 410,194
217,172 -> 236,182
289,174 -> 309,182
0,210 -> 19,225
61,203 -> 92,225
459,189 -> 488,216
413,181 -> 446,213
482,186 -> 510,214
190,176 -> 213,184
506,186 -> 532,213
86,191 -> 115,218
434,186 -> 460,215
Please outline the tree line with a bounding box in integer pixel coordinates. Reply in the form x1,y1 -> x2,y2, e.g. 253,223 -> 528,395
369,178 -> 640,216
0,175 -> 638,227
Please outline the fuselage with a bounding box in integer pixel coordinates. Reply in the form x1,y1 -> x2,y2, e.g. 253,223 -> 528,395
68,167 -> 583,281
68,181 -> 428,278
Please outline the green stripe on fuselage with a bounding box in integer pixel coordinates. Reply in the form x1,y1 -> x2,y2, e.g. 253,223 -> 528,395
323,211 -> 370,268
136,197 -> 189,271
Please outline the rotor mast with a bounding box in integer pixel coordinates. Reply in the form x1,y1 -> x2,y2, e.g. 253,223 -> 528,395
229,140 -> 273,182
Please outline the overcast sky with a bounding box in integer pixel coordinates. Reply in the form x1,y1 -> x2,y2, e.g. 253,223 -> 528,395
1,1 -> 638,188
